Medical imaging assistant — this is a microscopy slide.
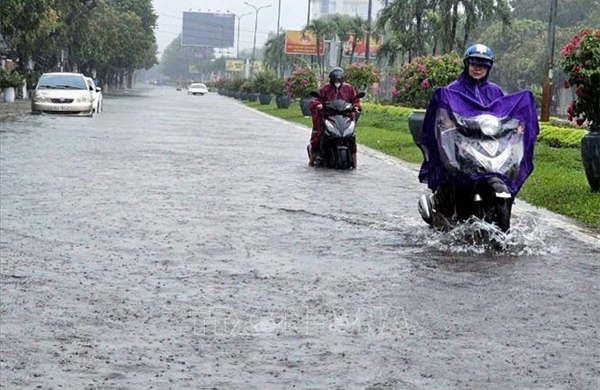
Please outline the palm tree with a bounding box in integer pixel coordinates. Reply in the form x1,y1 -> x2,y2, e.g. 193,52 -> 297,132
347,15 -> 367,64
263,33 -> 285,76
377,0 -> 427,60
303,17 -> 336,77
432,0 -> 511,53
325,13 -> 353,67
377,0 -> 512,61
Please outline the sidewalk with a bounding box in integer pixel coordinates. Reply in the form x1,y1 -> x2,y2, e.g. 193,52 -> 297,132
0,99 -> 30,121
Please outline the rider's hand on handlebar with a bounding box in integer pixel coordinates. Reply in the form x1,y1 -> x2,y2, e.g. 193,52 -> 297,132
316,104 -> 323,110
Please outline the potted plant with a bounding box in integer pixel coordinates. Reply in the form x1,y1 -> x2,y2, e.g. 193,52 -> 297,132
561,28 -> 600,192
228,78 -> 244,99
284,66 -> 318,116
271,77 -> 290,109
252,70 -> 276,105
240,81 -> 256,101
0,69 -> 24,103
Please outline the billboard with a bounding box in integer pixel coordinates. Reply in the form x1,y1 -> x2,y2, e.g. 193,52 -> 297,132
342,34 -> 383,58
181,12 -> 235,48
284,31 -> 325,55
226,60 -> 244,72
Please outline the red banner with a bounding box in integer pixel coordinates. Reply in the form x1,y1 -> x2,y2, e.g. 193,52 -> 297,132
342,34 -> 383,58
284,30 -> 325,55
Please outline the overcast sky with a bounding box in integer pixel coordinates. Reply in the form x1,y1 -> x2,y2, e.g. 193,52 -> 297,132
153,0 -> 309,56
152,0 -> 381,57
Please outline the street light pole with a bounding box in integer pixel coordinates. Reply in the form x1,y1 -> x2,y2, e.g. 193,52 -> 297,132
277,0 -> 283,77
234,12 -> 252,59
365,0 -> 373,64
277,0 -> 281,33
244,2 -> 272,75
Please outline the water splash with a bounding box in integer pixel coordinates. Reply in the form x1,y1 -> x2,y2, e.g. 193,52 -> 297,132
423,215 -> 559,256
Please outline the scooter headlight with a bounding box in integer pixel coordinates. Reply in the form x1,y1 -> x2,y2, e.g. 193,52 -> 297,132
324,119 -> 336,131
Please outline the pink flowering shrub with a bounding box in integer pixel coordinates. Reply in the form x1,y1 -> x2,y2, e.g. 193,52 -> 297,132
284,66 -> 318,99
344,62 -> 381,91
560,28 -> 600,128
392,53 -> 463,108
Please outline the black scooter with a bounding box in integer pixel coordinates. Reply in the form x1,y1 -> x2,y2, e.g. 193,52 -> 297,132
308,90 -> 365,169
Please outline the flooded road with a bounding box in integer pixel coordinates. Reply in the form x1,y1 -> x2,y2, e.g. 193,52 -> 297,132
1,86 -> 598,389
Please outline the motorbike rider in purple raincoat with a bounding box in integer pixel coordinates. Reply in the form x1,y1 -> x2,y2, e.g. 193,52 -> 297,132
417,44 -> 539,232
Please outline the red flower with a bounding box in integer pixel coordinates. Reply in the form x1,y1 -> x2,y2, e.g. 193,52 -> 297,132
560,28 -> 600,126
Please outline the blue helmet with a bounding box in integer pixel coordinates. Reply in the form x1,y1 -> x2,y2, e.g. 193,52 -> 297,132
463,44 -> 494,69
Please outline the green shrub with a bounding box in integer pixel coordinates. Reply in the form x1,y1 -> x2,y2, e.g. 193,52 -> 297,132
538,124 -> 586,148
228,78 -> 246,92
344,62 -> 381,91
270,77 -> 285,95
284,66 -> 318,99
0,69 -> 24,89
252,70 -> 278,94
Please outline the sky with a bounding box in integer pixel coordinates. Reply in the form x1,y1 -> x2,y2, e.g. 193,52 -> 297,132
152,0 -> 312,57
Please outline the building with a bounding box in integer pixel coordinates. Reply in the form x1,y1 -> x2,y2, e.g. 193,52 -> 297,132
310,0 -> 379,20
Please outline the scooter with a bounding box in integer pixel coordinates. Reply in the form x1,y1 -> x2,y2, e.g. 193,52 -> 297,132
308,90 -> 365,169
417,89 -> 539,232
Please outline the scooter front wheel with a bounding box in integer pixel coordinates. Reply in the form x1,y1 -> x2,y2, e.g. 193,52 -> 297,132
494,198 -> 513,232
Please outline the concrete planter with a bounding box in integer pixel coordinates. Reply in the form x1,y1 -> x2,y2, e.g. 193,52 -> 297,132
2,87 -> 16,103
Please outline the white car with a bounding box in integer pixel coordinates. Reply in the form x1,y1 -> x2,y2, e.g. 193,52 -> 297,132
85,77 -> 103,113
31,72 -> 94,116
187,83 -> 208,96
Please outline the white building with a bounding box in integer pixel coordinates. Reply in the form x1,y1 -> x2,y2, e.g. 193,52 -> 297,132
310,0 -> 379,20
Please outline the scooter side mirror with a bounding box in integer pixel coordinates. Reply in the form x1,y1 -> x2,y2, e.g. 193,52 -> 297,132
356,91 -> 366,99
309,91 -> 320,98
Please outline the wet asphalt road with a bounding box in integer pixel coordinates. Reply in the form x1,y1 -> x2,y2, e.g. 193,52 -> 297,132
0,86 -> 599,389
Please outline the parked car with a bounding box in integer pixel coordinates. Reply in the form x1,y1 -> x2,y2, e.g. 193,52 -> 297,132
31,72 -> 94,116
187,83 -> 208,96
85,77 -> 103,113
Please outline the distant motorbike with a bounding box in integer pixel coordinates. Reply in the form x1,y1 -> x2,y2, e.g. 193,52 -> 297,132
417,89 -> 539,232
308,90 -> 365,169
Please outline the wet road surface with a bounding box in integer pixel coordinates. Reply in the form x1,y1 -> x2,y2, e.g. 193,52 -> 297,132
1,86 -> 599,389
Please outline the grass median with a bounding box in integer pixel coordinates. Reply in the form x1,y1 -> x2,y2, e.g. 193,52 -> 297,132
244,98 -> 600,229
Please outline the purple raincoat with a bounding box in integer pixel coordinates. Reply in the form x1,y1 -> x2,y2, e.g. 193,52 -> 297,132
417,83 -> 539,196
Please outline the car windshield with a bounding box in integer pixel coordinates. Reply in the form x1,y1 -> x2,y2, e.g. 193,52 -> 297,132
38,74 -> 87,90
190,84 -> 206,88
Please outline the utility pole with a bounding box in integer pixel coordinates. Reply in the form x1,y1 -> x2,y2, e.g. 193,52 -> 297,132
277,0 -> 283,77
540,0 -> 558,122
365,0 -> 373,64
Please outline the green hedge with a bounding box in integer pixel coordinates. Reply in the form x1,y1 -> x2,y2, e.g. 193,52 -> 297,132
363,103 -> 586,149
538,124 -> 586,148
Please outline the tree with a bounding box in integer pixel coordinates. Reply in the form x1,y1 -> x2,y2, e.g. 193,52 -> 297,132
377,0 -> 511,62
509,0 -> 600,28
303,17 -> 336,77
262,32 -> 304,76
377,0 -> 426,59
325,14 -> 353,66
0,0 -> 157,89
346,15 -> 368,64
